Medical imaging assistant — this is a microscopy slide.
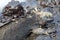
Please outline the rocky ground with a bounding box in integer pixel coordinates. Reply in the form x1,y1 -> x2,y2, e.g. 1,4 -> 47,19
0,0 -> 60,40
25,13 -> 60,40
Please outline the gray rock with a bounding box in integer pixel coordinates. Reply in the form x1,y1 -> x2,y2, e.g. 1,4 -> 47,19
1,19 -> 6,23
35,35 -> 51,40
2,18 -> 36,40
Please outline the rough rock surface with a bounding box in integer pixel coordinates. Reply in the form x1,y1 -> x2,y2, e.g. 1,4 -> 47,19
0,0 -> 60,40
0,17 -> 36,40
